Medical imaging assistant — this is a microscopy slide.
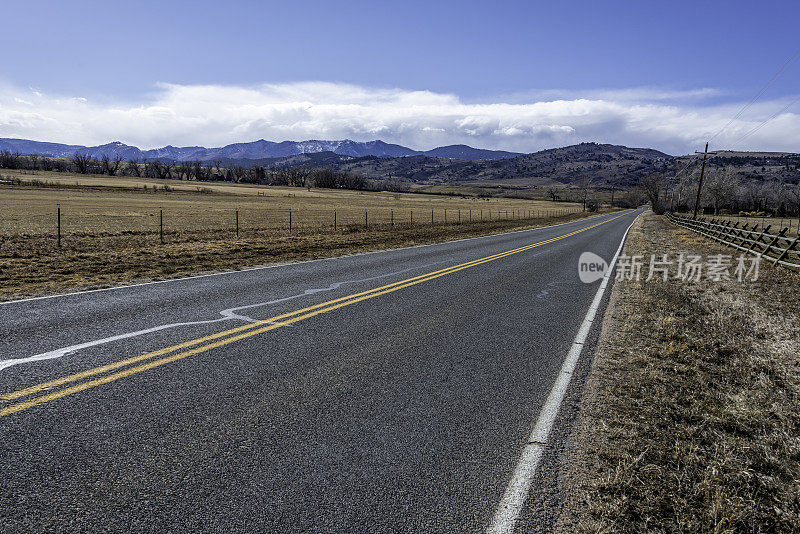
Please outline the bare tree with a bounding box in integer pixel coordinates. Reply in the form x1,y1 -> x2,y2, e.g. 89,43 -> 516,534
178,160 -> 193,180
72,153 -> 93,174
101,155 -> 121,176
285,167 -> 312,187
144,160 -> 163,179
640,173 -> 667,214
312,168 -> 338,189
546,187 -> 560,202
250,165 -> 267,183
339,170 -> 366,190
570,178 -> 592,211
703,168 -> 737,215
578,187 -> 589,211
192,160 -> 211,180
125,159 -> 141,177
0,151 -> 21,169
785,184 -> 800,225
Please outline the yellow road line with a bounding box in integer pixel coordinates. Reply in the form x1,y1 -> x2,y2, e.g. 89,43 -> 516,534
2,213 -> 623,403
0,211 -> 629,418
0,235 -> 557,402
1,241 -> 538,402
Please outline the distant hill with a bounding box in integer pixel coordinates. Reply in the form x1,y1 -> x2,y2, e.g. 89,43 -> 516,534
674,150 -> 800,186
421,144 -> 521,160
0,137 -> 677,188
323,143 -> 675,188
0,138 -> 520,162
6,136 -> 795,190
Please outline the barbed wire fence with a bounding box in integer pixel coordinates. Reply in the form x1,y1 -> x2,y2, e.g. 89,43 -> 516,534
44,204 -> 587,247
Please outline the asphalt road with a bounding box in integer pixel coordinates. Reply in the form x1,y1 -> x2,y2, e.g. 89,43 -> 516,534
0,209 -> 641,533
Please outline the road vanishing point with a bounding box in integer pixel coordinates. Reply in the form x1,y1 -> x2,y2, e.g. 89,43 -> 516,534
0,208 -> 642,532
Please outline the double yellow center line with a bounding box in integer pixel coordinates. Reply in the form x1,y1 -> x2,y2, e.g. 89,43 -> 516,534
0,212 -> 629,418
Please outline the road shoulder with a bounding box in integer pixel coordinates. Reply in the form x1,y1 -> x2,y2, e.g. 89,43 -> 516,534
554,212 -> 800,531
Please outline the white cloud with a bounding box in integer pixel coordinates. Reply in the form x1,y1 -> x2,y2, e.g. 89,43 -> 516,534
0,81 -> 798,155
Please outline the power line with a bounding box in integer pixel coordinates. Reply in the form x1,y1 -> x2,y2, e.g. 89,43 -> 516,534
673,153 -> 703,181
708,46 -> 800,144
731,93 -> 800,148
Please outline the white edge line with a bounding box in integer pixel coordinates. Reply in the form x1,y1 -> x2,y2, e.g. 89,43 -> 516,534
1,210 -> 627,306
486,210 -> 642,534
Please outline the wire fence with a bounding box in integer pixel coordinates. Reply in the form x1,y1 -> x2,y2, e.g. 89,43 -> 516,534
37,204 -> 587,247
666,212 -> 800,271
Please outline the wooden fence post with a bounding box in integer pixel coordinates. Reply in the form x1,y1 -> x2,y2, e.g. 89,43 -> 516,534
773,235 -> 800,265
760,227 -> 787,259
746,225 -> 771,254
57,203 -> 61,248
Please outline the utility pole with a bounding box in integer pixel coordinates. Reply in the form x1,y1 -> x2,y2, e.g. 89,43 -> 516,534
692,142 -> 709,219
672,159 -> 680,211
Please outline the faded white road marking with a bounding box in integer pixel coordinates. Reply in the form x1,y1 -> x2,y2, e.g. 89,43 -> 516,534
534,281 -> 563,300
0,262 -> 446,372
487,212 -> 641,534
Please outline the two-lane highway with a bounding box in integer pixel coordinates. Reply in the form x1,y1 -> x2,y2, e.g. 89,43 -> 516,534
0,209 -> 641,532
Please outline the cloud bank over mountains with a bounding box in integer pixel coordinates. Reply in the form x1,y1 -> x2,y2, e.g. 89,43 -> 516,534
1,81 -> 798,155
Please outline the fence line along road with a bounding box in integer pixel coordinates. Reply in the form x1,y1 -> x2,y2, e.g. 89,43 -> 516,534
41,204 -> 586,246
666,212 -> 800,271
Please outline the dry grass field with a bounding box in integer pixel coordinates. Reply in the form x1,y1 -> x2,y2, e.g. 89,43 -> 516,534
1,170 -> 582,237
556,213 -> 800,532
0,170 -> 602,300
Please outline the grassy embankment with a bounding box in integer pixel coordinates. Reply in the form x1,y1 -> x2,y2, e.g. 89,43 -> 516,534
557,213 -> 800,532
0,171 -> 602,300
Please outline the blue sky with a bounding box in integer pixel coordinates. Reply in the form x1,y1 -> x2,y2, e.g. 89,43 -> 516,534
1,0 -> 799,154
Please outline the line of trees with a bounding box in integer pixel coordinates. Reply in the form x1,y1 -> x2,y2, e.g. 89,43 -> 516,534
641,169 -> 800,218
546,183 -> 642,210
0,150 -> 400,191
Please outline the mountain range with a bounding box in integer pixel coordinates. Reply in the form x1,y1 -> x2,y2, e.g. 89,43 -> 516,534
322,142 -> 675,188
3,136 -> 796,191
255,144 -> 797,190
0,138 -> 521,162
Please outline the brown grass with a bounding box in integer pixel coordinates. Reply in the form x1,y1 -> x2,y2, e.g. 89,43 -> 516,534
0,178 -> 602,300
556,213 -> 800,533
0,172 -> 582,236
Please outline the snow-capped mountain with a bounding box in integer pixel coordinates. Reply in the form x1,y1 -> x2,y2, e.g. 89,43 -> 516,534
0,138 -> 522,162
